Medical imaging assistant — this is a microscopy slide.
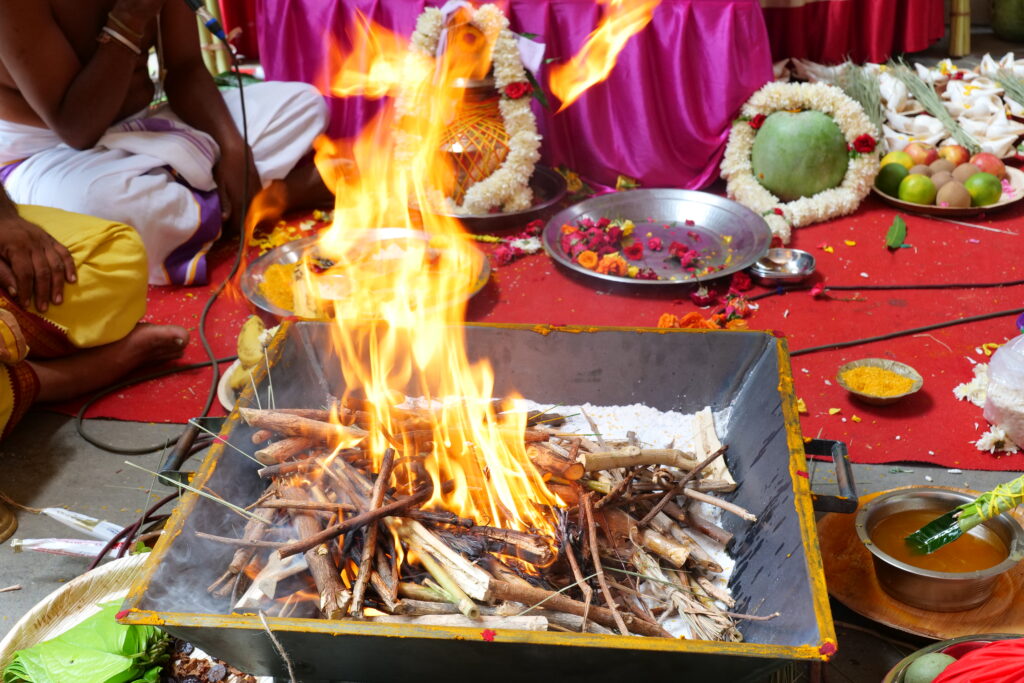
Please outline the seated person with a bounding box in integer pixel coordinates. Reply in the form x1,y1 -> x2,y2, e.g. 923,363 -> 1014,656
0,181 -> 187,542
0,0 -> 331,286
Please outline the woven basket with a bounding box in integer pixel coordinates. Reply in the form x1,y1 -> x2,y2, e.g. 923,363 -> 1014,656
0,553 -> 149,669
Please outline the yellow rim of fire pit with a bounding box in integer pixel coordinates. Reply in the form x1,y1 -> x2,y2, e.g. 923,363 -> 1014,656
836,358 -> 923,406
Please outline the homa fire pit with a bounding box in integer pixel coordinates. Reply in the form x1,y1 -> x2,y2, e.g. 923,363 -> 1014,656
121,322 -> 839,682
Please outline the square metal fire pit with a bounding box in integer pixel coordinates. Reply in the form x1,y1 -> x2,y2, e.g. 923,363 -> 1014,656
121,322 -> 835,682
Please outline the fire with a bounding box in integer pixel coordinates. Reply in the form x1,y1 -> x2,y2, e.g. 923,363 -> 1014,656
308,12 -> 561,541
547,0 -> 660,110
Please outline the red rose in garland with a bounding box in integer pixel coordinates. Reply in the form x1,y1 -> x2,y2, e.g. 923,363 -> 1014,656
503,82 -> 532,99
749,114 -> 766,130
852,134 -> 876,154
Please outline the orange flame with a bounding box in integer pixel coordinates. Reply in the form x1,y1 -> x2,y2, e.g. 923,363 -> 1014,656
308,14 -> 561,542
548,0 -> 660,111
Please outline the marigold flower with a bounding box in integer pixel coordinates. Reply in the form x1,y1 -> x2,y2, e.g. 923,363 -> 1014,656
657,313 -> 679,328
560,224 -> 578,234
596,253 -> 628,275
577,250 -> 599,269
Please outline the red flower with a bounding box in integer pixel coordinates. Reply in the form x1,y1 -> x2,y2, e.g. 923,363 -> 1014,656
730,271 -> 752,292
503,82 -> 532,99
810,283 -> 828,299
647,237 -> 663,251
690,285 -> 717,307
481,629 -> 497,642
853,134 -> 876,154
749,114 -> 766,129
623,242 -> 644,260
950,71 -> 965,81
772,208 -> 784,216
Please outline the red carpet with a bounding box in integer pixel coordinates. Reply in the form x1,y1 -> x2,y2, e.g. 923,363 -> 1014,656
50,192 -> 1024,471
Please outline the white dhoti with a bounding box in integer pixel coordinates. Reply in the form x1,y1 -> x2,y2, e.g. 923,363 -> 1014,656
0,81 -> 328,285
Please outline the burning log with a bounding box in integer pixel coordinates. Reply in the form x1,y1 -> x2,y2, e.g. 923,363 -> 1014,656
254,437 -> 314,465
281,485 -> 350,619
278,487 -> 430,559
350,449 -> 395,616
239,408 -> 367,445
528,445 -> 585,481
441,525 -> 554,567
259,499 -> 356,515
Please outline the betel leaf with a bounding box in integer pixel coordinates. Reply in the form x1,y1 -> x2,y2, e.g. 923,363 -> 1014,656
524,69 -> 550,110
2,602 -> 169,683
885,215 -> 907,249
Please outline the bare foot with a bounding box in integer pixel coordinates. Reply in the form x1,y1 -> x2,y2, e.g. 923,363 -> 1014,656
29,323 -> 189,403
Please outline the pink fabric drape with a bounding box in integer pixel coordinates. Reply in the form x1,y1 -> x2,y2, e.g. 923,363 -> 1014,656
760,0 -> 946,64
253,0 -> 773,189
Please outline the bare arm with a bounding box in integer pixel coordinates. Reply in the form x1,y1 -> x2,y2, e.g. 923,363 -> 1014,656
0,0 -> 166,149
161,4 -> 257,225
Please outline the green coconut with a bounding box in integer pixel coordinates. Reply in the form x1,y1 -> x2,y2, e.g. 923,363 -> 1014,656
750,110 -> 850,202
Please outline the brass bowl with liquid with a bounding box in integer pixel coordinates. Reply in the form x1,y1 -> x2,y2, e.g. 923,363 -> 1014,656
856,487 -> 1024,612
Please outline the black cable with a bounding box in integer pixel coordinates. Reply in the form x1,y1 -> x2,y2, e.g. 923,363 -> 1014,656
76,39 -> 252,455
748,276 -> 1024,301
790,306 -> 1024,357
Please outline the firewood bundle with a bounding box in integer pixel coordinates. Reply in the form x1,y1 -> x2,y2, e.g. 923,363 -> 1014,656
201,402 -> 769,639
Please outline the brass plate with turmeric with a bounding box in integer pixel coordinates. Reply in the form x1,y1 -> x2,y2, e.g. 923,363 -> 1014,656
836,358 -> 923,405
241,233 -> 491,320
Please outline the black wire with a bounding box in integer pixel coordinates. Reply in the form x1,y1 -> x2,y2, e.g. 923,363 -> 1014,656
75,40 -> 251,455
790,306 -> 1024,357
748,277 -> 1024,301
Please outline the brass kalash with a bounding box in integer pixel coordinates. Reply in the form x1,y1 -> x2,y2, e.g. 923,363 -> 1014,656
121,4 -> 840,681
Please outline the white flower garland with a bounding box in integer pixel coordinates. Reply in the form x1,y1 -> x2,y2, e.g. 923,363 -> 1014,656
720,82 -> 880,243
408,5 -> 541,215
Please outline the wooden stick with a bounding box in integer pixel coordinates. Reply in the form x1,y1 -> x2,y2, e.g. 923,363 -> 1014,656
582,493 -> 629,636
259,499 -> 356,514
375,547 -> 399,608
254,437 -> 314,466
251,429 -> 274,444
389,601 -> 613,633
350,449 -> 395,616
398,581 -> 449,603
638,445 -> 727,527
563,536 -> 593,632
370,572 -> 399,613
279,487 -> 430,559
416,547 -> 479,618
489,581 -> 665,637
594,467 -> 640,509
196,531 -> 288,549
696,575 -> 735,608
529,445 -> 585,481
372,614 -> 548,630
404,509 -> 474,528
239,408 -> 366,445
391,518 -> 493,601
282,485 -> 349,620
257,458 -> 324,479
687,506 -> 734,546
683,489 -> 756,522
581,447 -> 696,473
269,407 -> 333,421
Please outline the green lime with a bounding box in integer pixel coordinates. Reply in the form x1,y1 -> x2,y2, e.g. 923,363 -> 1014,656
897,174 -> 938,205
875,163 -> 909,196
963,171 -> 1002,206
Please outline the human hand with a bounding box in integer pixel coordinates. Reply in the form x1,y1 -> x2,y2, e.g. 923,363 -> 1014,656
214,143 -> 260,235
0,214 -> 76,313
110,0 -> 168,33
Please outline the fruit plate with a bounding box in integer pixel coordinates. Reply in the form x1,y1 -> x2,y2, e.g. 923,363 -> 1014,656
872,166 -> 1024,217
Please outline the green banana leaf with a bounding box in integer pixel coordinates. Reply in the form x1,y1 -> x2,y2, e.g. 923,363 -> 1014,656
2,602 -> 168,683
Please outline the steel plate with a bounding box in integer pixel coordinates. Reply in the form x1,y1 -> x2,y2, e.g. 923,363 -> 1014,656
542,189 -> 772,285
427,165 -> 568,232
241,231 -> 491,319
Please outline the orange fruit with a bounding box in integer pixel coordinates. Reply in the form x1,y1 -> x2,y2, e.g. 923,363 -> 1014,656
963,172 -> 1003,206
897,174 -> 938,205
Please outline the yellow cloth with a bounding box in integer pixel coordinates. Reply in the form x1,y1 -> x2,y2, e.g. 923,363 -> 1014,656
0,205 -> 148,437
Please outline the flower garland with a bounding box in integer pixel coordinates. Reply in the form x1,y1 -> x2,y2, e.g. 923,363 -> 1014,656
408,5 -> 542,215
720,82 -> 880,243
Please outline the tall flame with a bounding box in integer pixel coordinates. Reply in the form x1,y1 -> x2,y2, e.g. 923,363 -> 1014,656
547,0 -> 660,110
310,12 -> 560,539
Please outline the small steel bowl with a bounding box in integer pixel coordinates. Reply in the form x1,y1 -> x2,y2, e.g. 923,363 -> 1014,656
748,248 -> 815,285
836,358 -> 923,405
857,487 -> 1024,612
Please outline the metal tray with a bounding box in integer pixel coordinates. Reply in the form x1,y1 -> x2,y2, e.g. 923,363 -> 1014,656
241,230 -> 491,319
542,189 -> 772,284
426,165 -> 568,232
122,322 -> 836,682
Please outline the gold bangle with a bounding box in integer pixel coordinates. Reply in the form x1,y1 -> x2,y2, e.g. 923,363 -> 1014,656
106,12 -> 143,43
98,26 -> 142,55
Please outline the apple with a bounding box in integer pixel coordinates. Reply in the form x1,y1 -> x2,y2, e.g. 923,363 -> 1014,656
969,152 -> 1007,180
904,141 -> 939,166
938,144 -> 971,166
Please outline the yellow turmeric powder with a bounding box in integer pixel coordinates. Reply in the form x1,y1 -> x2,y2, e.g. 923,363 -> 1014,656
258,262 -> 296,311
840,366 -> 916,397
